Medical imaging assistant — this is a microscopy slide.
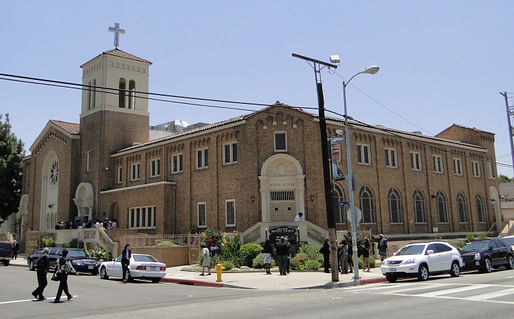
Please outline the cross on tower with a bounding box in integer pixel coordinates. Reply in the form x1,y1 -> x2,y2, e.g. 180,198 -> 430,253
108,23 -> 125,49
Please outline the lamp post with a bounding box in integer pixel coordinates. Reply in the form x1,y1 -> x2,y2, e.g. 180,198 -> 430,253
332,60 -> 379,284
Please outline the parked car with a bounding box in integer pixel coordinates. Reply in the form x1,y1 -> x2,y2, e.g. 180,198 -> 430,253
99,254 -> 166,283
381,241 -> 463,282
460,238 -> 514,273
0,241 -> 13,266
502,236 -> 514,251
27,247 -> 100,274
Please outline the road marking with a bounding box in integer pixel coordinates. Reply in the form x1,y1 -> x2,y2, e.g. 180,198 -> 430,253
0,295 -> 77,306
414,284 -> 491,297
381,283 -> 453,295
463,287 -> 514,301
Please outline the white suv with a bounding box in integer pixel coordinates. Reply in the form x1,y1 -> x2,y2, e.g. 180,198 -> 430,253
381,241 -> 464,282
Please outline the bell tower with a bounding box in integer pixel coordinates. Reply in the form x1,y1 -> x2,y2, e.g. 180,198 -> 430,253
78,23 -> 151,216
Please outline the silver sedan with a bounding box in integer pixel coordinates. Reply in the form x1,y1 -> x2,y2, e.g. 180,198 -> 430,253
99,254 -> 166,283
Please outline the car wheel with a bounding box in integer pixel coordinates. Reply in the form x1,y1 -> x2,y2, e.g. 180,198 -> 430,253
99,266 -> 109,280
3,260 -> 9,266
481,258 -> 492,273
506,255 -> 514,270
385,274 -> 397,283
29,260 -> 35,271
151,278 -> 161,283
417,264 -> 429,281
450,261 -> 460,277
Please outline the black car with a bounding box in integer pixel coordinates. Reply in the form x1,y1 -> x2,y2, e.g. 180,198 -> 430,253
0,241 -> 13,266
460,238 -> 514,273
27,248 -> 100,274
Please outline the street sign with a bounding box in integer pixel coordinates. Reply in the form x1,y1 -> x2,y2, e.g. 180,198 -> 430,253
347,207 -> 362,226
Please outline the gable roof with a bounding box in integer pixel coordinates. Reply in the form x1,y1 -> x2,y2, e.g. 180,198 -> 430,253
51,120 -> 80,135
29,120 -> 80,153
81,48 -> 152,67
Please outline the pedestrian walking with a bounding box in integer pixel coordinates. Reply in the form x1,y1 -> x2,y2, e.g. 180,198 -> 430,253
339,240 -> 349,274
262,239 -> 273,275
12,240 -> 19,260
276,237 -> 289,276
362,237 -> 371,272
200,244 -> 211,276
121,243 -> 131,283
32,247 -> 49,301
319,239 -> 330,273
378,234 -> 388,261
53,249 -> 76,303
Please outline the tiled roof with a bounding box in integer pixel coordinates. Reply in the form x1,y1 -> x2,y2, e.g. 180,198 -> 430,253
50,120 -> 80,135
102,49 -> 152,64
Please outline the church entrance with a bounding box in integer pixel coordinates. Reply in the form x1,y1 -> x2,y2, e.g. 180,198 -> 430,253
74,182 -> 94,224
259,154 -> 305,223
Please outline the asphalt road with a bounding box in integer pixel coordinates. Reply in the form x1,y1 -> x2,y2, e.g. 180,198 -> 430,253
1,266 -> 513,319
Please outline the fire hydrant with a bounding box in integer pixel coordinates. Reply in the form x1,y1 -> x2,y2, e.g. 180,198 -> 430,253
215,263 -> 225,282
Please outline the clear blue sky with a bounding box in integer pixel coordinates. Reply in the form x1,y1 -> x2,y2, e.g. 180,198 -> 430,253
1,1 -> 513,177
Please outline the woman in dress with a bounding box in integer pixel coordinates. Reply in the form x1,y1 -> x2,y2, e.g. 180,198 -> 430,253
200,244 -> 211,276
53,249 -> 76,303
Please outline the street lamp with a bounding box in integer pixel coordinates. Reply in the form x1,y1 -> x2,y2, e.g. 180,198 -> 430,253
330,57 -> 380,284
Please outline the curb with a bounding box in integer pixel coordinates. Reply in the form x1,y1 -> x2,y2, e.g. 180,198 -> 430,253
161,277 -> 224,288
7,263 -> 28,268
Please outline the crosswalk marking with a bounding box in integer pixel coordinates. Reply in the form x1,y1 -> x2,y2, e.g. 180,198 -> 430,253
414,284 -> 491,297
464,287 -> 514,301
383,283 -> 453,295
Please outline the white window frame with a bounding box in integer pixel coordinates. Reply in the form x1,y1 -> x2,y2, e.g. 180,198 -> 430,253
196,148 -> 208,169
130,163 -> 140,181
150,158 -> 161,177
357,144 -> 371,165
433,155 -> 443,173
117,166 -> 122,184
223,142 -> 238,165
171,153 -> 183,174
129,206 -> 156,229
471,160 -> 480,178
410,152 -> 421,171
225,199 -> 236,227
274,132 -> 287,152
453,157 -> 463,176
385,148 -> 397,168
197,202 -> 207,228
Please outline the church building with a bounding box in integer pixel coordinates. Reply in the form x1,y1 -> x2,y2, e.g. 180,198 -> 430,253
18,29 -> 502,250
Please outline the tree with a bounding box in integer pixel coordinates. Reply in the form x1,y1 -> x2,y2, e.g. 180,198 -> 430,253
498,175 -> 512,183
0,114 -> 24,225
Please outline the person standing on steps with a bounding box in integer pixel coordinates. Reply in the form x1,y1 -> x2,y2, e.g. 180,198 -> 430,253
53,249 -> 76,303
121,244 -> 131,283
32,247 -> 49,301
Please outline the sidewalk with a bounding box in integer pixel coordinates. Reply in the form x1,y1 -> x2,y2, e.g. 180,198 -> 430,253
7,257 -> 386,289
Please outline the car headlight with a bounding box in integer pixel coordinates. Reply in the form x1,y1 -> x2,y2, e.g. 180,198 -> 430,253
402,258 -> 416,265
72,260 -> 83,265
474,253 -> 481,260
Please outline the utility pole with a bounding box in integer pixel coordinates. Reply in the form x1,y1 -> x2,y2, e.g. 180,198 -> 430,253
292,53 -> 339,282
500,91 -> 514,176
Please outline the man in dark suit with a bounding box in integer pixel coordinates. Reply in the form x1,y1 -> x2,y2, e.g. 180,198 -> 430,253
121,244 -> 131,283
32,247 -> 49,300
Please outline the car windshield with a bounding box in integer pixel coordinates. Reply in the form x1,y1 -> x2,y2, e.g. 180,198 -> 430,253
462,240 -> 489,251
67,250 -> 88,258
133,255 -> 158,262
503,237 -> 514,245
396,244 -> 426,255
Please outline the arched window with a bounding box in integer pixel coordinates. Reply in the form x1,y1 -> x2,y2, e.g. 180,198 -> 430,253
388,188 -> 403,223
436,192 -> 448,223
359,186 -> 376,223
128,80 -> 136,109
457,193 -> 468,223
92,79 -> 96,109
119,78 -> 126,108
475,195 -> 486,223
413,190 -> 427,223
333,185 -> 346,224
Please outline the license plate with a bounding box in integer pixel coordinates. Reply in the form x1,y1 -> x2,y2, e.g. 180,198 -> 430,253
388,267 -> 396,272
88,265 -> 94,270
150,266 -> 159,271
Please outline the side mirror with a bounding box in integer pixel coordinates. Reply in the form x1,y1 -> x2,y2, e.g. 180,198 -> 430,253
426,250 -> 434,255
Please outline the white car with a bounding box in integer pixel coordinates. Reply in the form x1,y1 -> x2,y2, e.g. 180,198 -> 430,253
99,254 -> 166,283
381,241 -> 464,282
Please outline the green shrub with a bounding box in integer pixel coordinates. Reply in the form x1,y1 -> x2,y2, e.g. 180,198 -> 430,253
41,237 -> 55,247
221,260 -> 234,271
88,247 -> 112,261
478,234 -> 488,240
299,244 -> 321,259
252,253 -> 265,268
65,238 -> 84,249
221,234 -> 241,261
466,233 -> 475,242
240,243 -> 262,267
157,240 -> 174,247
305,259 -> 320,271
290,256 -> 300,270
357,255 -> 376,268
